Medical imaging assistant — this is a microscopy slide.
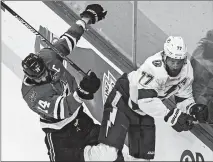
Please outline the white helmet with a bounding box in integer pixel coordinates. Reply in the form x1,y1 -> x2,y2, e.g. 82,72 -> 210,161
164,36 -> 187,59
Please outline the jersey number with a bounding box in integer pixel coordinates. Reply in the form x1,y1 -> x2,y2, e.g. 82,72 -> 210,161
38,100 -> 50,109
139,71 -> 154,85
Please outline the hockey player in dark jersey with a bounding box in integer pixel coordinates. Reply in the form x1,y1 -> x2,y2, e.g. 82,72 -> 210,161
21,4 -> 123,161
190,29 -> 213,124
83,36 -> 209,161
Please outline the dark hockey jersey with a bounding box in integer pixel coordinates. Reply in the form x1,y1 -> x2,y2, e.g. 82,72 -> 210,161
191,30 -> 213,122
21,22 -> 86,131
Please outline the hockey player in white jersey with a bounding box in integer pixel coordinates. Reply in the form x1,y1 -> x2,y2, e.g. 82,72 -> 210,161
83,36 -> 209,161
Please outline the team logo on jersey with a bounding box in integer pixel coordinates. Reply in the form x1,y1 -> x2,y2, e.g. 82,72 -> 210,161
152,60 -> 162,67
179,77 -> 187,87
29,90 -> 37,102
51,64 -> 61,81
102,71 -> 117,105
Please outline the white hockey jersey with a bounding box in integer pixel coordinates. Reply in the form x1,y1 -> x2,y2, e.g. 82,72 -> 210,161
128,51 -> 195,118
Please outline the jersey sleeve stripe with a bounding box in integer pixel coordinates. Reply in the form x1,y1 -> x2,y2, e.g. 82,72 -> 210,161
64,33 -> 77,44
59,97 -> 65,119
73,91 -> 83,103
57,97 -> 64,119
60,35 -> 74,53
138,89 -> 158,100
174,96 -> 187,103
53,96 -> 63,119
62,60 -> 68,69
64,33 -> 77,48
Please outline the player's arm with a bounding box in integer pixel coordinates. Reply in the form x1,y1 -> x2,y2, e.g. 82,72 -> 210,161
43,4 -> 106,58
136,63 -> 194,132
175,76 -> 209,123
36,20 -> 88,64
51,18 -> 88,57
36,18 -> 88,64
135,63 -> 169,118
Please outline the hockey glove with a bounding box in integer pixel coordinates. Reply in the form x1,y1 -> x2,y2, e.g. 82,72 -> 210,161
190,104 -> 209,123
164,108 -> 195,132
80,4 -> 107,24
76,70 -> 101,100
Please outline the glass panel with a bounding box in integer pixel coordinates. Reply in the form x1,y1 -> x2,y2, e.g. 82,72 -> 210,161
136,1 -> 213,132
136,1 -> 212,64
63,1 -> 134,62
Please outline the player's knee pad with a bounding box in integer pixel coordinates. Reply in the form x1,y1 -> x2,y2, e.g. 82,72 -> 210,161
128,115 -> 156,160
98,107 -> 129,150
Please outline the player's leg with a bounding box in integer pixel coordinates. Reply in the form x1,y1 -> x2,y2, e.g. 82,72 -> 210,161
43,107 -> 97,161
98,107 -> 129,150
44,132 -> 57,162
128,114 -> 156,160
45,131 -> 83,161
44,128 -> 86,161
98,86 -> 130,153
83,74 -> 130,161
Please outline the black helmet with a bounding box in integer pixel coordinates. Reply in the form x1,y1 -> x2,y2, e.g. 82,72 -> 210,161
203,30 -> 213,60
22,53 -> 46,79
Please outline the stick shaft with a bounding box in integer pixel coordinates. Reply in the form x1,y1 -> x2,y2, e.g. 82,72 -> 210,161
1,1 -> 86,76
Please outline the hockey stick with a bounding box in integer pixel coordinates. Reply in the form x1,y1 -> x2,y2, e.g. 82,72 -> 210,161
1,1 -> 87,76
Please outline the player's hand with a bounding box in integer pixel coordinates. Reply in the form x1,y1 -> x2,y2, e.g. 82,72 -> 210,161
80,4 -> 107,24
77,70 -> 101,100
164,108 -> 195,132
190,104 -> 209,123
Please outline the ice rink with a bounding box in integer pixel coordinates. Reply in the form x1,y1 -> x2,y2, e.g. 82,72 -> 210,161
2,63 -> 49,161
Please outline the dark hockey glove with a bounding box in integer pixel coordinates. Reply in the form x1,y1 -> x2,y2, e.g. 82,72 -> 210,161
80,4 -> 107,24
76,70 -> 101,100
164,108 -> 195,132
190,104 -> 209,123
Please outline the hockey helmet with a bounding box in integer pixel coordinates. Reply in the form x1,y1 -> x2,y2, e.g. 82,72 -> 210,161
22,53 -> 46,79
202,30 -> 213,60
164,36 -> 187,60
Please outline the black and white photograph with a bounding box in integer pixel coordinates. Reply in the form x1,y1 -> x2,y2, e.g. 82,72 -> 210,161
1,1 -> 213,161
